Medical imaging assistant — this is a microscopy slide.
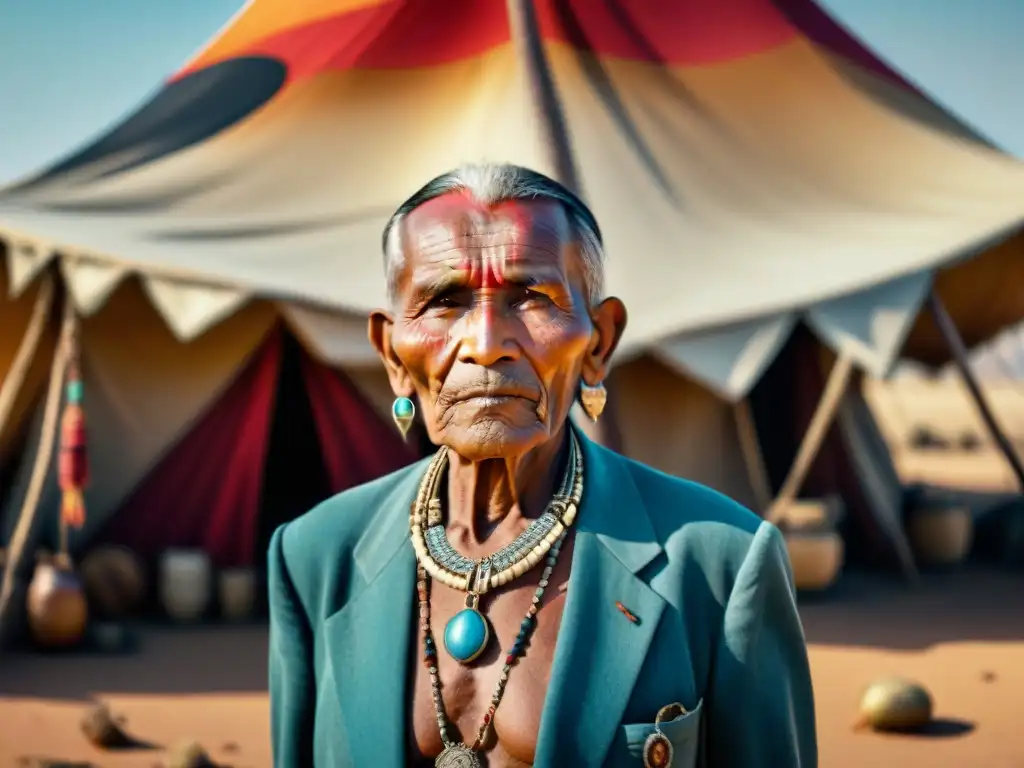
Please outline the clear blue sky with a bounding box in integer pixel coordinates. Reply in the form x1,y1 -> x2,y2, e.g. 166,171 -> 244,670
0,0 -> 244,183
817,0 -> 1024,158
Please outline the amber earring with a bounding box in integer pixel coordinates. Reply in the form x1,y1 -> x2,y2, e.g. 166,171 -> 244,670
579,382 -> 607,422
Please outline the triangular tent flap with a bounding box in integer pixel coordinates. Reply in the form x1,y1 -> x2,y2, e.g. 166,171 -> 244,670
654,314 -> 798,402
141,277 -> 252,342
279,303 -> 379,368
3,237 -> 55,298
805,270 -> 933,379
60,257 -> 129,316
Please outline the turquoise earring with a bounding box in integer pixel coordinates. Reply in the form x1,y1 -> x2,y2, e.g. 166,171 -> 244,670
392,396 -> 416,440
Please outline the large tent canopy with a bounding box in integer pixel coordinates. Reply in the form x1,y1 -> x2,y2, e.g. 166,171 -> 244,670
2,0 -> 1024,405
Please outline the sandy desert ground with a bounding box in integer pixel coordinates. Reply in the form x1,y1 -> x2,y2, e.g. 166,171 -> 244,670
2,379 -> 1023,767
0,565 -> 1022,768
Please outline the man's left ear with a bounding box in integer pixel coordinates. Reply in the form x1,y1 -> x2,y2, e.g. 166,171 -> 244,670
582,296 -> 627,385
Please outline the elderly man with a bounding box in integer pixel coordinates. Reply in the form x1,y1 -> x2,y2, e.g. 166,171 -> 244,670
267,163 -> 818,767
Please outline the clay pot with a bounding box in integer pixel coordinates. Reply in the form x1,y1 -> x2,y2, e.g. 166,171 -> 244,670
218,568 -> 256,622
159,549 -> 212,622
784,530 -> 845,591
906,506 -> 973,567
80,545 -> 147,620
779,498 -> 845,592
26,554 -> 89,648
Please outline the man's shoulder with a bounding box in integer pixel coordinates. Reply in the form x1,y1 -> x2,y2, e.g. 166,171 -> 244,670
618,454 -> 781,606
275,456 -> 429,568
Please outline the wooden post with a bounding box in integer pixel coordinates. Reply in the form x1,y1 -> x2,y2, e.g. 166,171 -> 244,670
766,350 -> 920,582
927,290 -> 1024,492
505,0 -> 624,452
766,352 -> 856,523
733,399 -> 773,513
0,274 -> 54,442
0,298 -> 76,648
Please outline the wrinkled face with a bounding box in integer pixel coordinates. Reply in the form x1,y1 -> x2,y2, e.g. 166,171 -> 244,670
370,194 -> 624,460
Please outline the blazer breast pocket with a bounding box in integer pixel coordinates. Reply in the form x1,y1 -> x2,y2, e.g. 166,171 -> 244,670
613,699 -> 703,768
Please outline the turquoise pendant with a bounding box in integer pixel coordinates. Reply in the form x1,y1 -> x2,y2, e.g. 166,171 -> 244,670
443,608 -> 490,664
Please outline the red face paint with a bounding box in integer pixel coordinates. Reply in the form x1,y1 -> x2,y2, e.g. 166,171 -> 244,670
416,192 -> 543,294
456,249 -> 508,291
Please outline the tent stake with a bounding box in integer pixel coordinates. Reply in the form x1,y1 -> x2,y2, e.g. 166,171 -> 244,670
0,298 -> 75,649
766,351 -> 856,524
505,0 -> 624,452
927,290 -> 1024,492
0,274 -> 54,444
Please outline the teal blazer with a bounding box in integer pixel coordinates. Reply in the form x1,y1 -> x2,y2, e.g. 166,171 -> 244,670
268,434 -> 817,767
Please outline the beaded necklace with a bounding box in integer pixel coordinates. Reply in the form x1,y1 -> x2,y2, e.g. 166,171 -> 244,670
410,434 -> 580,593
411,433 -> 583,768
410,434 -> 581,666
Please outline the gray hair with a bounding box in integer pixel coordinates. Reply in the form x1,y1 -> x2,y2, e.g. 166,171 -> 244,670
381,163 -> 605,304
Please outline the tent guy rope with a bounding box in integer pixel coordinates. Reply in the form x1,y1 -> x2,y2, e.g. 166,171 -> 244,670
928,290 -> 1024,493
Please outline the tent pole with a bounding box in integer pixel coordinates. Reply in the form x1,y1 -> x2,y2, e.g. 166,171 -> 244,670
733,398 -> 773,512
0,274 -> 54,445
765,351 -> 921,581
0,297 -> 75,649
927,290 -> 1024,492
766,351 -> 856,524
505,0 -> 624,452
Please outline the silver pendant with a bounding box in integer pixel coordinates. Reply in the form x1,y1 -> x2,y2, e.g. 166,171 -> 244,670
436,742 -> 483,768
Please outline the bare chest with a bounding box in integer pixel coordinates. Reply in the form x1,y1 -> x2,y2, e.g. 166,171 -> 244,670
408,544 -> 573,767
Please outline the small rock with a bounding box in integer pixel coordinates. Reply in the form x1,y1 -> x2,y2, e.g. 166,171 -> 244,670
18,758 -> 96,768
81,702 -> 132,749
855,677 -> 934,732
165,740 -> 219,768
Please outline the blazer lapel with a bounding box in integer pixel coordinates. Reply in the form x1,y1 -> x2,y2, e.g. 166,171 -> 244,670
320,438 -> 665,767
534,435 -> 666,767
323,460 -> 426,768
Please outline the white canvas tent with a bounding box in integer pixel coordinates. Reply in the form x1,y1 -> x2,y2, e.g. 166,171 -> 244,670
2,0 -> 1024,572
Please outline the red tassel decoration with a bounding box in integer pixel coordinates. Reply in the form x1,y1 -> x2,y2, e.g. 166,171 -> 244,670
58,375 -> 88,530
